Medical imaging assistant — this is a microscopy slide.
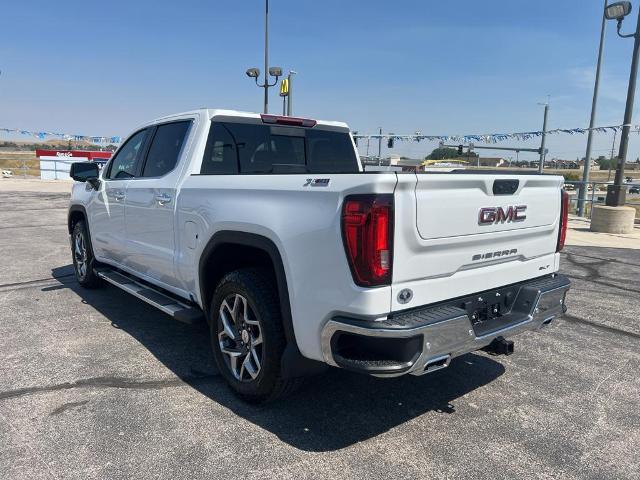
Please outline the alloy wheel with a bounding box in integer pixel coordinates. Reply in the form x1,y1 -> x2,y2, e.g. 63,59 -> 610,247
218,293 -> 263,382
74,231 -> 87,279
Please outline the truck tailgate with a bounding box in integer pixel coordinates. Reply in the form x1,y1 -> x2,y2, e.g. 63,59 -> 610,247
415,175 -> 559,239
390,173 -> 564,312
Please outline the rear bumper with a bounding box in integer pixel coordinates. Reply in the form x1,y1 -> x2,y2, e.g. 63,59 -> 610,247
320,273 -> 570,377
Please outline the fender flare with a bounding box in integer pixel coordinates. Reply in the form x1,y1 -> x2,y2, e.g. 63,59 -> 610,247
198,231 -> 327,378
68,204 -> 95,252
198,230 -> 295,345
68,204 -> 88,234
68,204 -> 101,269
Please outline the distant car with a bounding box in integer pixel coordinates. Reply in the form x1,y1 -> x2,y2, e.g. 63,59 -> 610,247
629,186 -> 640,194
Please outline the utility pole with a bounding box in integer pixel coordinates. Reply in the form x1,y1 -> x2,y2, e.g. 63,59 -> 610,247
578,0 -> 608,216
538,99 -> 549,173
377,127 -> 382,166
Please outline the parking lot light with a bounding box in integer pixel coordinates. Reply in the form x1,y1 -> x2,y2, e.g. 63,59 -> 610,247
605,1 -> 632,20
604,0 -> 640,207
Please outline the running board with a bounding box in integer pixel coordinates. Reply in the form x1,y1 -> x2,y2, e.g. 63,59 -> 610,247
96,269 -> 204,325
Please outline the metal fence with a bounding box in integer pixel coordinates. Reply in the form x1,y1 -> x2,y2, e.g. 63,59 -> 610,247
2,158 -> 108,179
564,181 -> 640,218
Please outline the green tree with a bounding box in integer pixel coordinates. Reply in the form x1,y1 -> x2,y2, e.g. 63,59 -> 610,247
426,147 -> 460,160
597,157 -> 615,170
425,147 -> 480,160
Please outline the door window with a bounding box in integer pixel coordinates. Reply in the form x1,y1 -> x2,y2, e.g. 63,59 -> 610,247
142,121 -> 191,178
106,129 -> 148,180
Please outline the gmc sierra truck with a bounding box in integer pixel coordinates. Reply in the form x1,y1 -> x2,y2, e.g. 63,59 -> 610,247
68,109 -> 570,402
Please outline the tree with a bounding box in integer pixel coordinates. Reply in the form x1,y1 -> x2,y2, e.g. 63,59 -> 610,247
597,157 -> 615,170
425,147 -> 480,160
426,147 -> 461,160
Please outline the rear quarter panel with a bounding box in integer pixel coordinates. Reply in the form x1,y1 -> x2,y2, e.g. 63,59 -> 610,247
176,173 -> 398,361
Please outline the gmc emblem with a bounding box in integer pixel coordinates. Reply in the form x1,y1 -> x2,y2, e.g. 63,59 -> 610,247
478,205 -> 527,225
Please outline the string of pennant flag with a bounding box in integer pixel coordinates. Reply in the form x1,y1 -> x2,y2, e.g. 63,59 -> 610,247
0,127 -> 121,144
1,122 -> 638,147
352,124 -> 639,144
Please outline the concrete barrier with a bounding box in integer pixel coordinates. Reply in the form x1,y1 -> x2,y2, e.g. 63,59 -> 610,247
590,205 -> 636,234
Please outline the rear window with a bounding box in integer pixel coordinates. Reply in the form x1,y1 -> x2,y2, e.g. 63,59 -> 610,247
200,122 -> 358,174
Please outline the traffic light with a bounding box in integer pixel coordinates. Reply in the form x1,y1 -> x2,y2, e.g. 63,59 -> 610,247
387,137 -> 394,148
458,144 -> 463,155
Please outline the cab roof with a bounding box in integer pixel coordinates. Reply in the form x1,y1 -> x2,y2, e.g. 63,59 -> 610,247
149,108 -> 350,130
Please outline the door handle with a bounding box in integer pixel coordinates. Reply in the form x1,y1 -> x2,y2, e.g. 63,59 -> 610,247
155,193 -> 172,205
113,191 -> 125,201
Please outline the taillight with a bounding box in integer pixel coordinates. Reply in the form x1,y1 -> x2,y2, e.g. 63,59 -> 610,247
341,194 -> 394,287
557,190 -> 569,252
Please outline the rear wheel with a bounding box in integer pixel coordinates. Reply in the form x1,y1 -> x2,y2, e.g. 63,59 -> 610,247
71,220 -> 102,288
210,268 -> 301,402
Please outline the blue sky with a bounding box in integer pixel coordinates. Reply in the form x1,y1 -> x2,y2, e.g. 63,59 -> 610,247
1,0 -> 639,162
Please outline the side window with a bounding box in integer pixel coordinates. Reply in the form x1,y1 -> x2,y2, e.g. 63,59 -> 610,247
201,123 -> 239,174
306,129 -> 358,173
106,129 -> 148,180
142,121 -> 191,178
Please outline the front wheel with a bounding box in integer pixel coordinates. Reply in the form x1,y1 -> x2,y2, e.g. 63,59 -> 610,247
71,220 -> 102,288
210,268 -> 301,402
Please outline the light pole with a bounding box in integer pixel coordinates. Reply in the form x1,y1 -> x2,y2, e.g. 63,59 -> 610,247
578,0 -> 609,217
604,1 -> 639,206
377,127 -> 382,165
286,70 -> 296,116
538,98 -> 549,173
245,0 -> 282,114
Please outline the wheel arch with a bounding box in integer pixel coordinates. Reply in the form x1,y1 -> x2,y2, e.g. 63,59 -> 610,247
68,204 -> 88,235
197,230 -> 327,379
198,231 -> 295,344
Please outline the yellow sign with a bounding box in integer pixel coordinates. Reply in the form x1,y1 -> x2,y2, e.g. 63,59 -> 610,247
279,78 -> 289,97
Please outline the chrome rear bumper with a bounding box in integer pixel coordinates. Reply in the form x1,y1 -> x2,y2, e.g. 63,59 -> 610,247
321,274 -> 570,377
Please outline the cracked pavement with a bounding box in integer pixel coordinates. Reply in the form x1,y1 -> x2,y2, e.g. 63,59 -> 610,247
0,187 -> 638,479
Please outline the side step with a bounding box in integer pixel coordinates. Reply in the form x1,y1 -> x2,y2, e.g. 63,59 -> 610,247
95,269 -> 204,325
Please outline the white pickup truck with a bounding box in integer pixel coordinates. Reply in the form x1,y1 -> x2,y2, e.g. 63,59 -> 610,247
68,109 -> 570,402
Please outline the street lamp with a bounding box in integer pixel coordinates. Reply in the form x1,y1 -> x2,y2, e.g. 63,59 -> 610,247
604,1 -> 638,206
605,1 -> 632,19
578,0 -> 609,217
246,0 -> 282,114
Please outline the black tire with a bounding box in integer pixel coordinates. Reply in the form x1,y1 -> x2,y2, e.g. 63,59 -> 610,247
71,220 -> 102,289
209,268 -> 301,403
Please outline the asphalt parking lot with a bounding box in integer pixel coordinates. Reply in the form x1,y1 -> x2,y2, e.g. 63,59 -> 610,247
1,186 -> 639,479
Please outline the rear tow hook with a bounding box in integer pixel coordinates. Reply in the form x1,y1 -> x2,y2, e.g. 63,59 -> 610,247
482,336 -> 514,356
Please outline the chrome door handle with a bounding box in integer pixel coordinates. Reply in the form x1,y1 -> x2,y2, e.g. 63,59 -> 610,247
113,191 -> 125,201
155,193 -> 172,205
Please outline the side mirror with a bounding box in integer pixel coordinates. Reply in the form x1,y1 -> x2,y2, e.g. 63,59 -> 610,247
70,162 -> 100,186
